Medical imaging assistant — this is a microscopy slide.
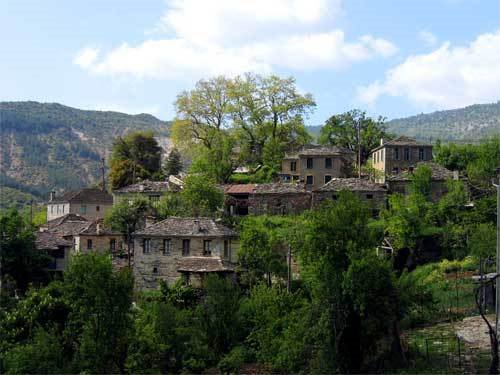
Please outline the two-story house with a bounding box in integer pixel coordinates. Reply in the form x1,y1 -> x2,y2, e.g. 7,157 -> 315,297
47,188 -> 113,221
370,136 -> 433,183
280,146 -> 354,190
133,217 -> 238,290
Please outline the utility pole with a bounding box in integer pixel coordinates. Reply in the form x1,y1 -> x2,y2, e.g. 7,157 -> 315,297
493,167 -> 500,336
357,117 -> 362,179
287,244 -> 292,293
100,157 -> 106,192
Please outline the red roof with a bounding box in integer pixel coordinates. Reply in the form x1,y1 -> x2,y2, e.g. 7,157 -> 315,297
224,184 -> 256,194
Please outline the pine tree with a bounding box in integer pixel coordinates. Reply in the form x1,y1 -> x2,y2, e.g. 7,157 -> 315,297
164,148 -> 183,176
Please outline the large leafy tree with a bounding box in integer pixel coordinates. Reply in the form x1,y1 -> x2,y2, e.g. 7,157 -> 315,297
180,175 -> 224,216
109,131 -> 162,189
319,109 -> 391,167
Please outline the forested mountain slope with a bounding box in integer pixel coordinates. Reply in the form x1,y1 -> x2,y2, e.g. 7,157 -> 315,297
0,101 -> 170,208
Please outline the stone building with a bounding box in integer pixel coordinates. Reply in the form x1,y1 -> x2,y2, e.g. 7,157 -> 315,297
74,219 -> 125,255
224,184 -> 256,216
370,136 -> 433,183
385,161 -> 457,202
35,231 -> 73,273
248,183 -> 312,215
112,179 -> 181,206
312,178 -> 387,211
280,145 -> 354,190
47,188 -> 113,221
133,217 -> 238,290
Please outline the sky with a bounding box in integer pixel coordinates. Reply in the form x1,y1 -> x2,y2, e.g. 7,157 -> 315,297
2,0 -> 500,125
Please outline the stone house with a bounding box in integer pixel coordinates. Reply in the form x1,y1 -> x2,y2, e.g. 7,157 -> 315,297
74,219 -> 125,255
112,179 -> 181,206
35,231 -> 73,273
385,161 -> 457,202
280,145 -> 355,190
47,188 -> 113,221
248,183 -> 312,215
370,136 -> 433,183
133,217 -> 238,290
312,178 -> 387,212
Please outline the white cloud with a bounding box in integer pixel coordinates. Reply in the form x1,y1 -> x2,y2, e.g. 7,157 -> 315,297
73,47 -> 100,68
418,30 -> 438,47
357,29 -> 500,109
75,0 -> 397,80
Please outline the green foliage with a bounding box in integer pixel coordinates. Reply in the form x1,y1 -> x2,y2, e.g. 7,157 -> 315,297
189,133 -> 236,182
409,164 -> 432,198
319,109 -> 391,165
469,222 -> 496,260
109,131 -> 163,189
228,165 -> 277,184
0,209 -> 50,294
155,192 -> 186,219
104,197 -> 150,236
164,148 -> 183,176
180,174 -> 224,216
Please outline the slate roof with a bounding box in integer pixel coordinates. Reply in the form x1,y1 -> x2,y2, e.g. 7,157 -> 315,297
316,178 -> 386,192
134,217 -> 238,237
224,184 -> 256,195
177,257 -> 236,273
35,231 -> 73,250
285,145 -> 354,159
386,162 -> 455,182
253,182 -> 308,194
50,188 -> 113,204
113,180 -> 178,194
44,214 -> 91,236
371,136 -> 432,153
78,219 -> 122,236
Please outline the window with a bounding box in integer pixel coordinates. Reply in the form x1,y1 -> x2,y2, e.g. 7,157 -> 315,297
87,239 -> 93,250
366,194 -> 373,200
332,194 -> 338,201
203,240 -> 212,255
80,205 -> 87,214
53,248 -> 65,259
325,157 -> 332,169
394,148 -> 400,160
143,239 -> 151,254
404,148 -> 410,161
419,148 -> 424,161
392,167 -> 399,174
380,150 -> 384,162
96,205 -> 100,212
153,267 -> 158,274
50,205 -> 54,214
224,240 -> 230,259
324,175 -> 332,184
306,175 -> 314,185
306,158 -> 313,169
110,239 -> 116,251
283,175 -> 291,182
409,166 -> 414,172
290,161 -> 297,172
163,239 -> 172,255
182,239 -> 190,256
374,152 -> 378,163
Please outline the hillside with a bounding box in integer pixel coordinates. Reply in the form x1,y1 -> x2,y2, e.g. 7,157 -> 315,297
0,101 -> 170,209
386,101 -> 500,142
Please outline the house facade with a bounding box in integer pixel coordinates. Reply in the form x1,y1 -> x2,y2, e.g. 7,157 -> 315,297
47,188 -> 113,221
370,136 -> 433,183
280,146 -> 354,190
133,217 -> 238,290
112,179 -> 181,206
312,178 -> 387,211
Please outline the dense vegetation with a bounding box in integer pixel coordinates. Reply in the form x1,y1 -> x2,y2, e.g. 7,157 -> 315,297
0,101 -> 170,208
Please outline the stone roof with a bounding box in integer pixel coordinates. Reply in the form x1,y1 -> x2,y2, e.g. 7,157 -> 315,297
134,217 -> 237,237
113,180 -> 178,194
35,231 -> 73,250
78,219 -> 122,236
46,213 -> 87,228
177,257 -> 236,273
386,161 -> 455,182
316,178 -> 386,192
253,182 -> 308,194
50,188 -> 113,204
371,136 -> 432,153
44,214 -> 91,236
285,145 -> 354,159
224,184 -> 256,195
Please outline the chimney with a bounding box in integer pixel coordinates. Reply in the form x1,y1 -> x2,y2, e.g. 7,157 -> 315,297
145,216 -> 156,228
380,138 -> 385,146
194,219 -> 200,233
453,170 -> 459,180
139,184 -> 145,192
49,191 -> 56,202
96,222 -> 103,235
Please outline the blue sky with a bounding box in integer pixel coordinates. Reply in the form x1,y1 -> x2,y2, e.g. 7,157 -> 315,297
2,0 -> 500,125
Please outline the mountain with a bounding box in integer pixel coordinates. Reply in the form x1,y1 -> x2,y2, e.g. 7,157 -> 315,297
386,101 -> 500,142
0,101 -> 170,209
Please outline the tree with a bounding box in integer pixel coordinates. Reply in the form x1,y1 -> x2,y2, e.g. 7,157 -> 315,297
164,148 -> 183,176
0,209 -> 50,295
318,109 -> 390,168
109,131 -> 162,189
409,164 -> 432,198
180,175 -> 224,216
469,223 -> 496,261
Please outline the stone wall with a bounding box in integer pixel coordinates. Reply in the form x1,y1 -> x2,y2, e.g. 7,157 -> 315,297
386,179 -> 449,202
312,190 -> 387,210
373,145 -> 433,182
248,193 -> 312,215
76,234 -> 125,254
133,236 -> 238,291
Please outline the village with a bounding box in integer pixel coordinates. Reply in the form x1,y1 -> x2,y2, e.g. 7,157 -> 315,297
36,135 -> 458,291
